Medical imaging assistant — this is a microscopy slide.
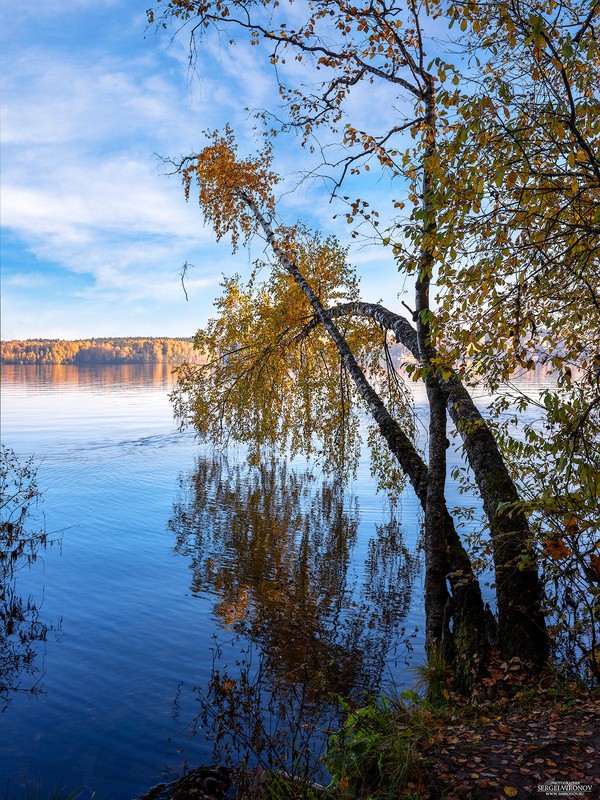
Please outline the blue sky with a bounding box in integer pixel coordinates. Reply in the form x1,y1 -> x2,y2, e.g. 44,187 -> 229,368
1,1 -> 409,340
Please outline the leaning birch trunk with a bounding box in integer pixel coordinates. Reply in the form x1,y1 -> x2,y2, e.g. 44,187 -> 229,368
241,191 -> 489,682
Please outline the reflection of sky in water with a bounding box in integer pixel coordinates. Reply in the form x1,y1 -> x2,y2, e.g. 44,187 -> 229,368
0,364 -> 554,799
2,364 -> 181,454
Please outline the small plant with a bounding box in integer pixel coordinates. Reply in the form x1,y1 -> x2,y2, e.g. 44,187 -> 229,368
325,695 -> 440,799
0,445 -> 48,582
412,651 -> 455,709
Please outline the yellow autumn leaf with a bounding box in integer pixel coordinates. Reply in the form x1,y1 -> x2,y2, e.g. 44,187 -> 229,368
504,788 -> 518,798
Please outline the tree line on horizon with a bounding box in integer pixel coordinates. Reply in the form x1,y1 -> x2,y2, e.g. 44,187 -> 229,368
0,337 -> 204,365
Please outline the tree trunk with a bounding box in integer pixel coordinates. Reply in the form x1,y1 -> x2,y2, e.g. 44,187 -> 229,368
419,82 -> 489,681
309,300 -> 549,668
423,373 -> 452,654
426,378 -> 490,683
443,375 -> 548,666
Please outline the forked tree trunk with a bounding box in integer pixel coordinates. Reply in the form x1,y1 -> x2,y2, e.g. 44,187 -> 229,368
418,84 -> 489,680
306,300 -> 549,668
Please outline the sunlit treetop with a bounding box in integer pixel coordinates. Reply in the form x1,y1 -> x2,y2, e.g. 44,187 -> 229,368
151,0 -> 599,390
181,126 -> 279,251
148,0 -> 445,174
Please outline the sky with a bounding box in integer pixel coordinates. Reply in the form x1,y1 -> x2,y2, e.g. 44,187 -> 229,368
0,0 -> 410,341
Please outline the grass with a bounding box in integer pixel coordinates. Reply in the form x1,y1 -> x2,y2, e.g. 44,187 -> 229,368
324,692 -> 447,800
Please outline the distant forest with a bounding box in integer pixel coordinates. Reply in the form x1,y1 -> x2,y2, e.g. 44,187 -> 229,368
1,338 -> 204,365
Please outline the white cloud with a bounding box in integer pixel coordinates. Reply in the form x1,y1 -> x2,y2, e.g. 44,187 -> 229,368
0,2 -> 283,337
1,40 -> 228,312
0,0 -> 418,339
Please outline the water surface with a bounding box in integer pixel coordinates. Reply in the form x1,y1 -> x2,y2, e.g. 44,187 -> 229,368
1,364 -> 431,798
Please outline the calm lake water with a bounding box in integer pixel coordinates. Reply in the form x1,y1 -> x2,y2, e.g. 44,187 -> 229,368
0,364 -> 551,798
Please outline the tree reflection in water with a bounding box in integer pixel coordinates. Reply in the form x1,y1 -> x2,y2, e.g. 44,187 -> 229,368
168,455 -> 421,781
0,446 -> 60,710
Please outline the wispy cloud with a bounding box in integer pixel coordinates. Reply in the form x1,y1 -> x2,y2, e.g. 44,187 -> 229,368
0,10 -> 239,338
1,1 -> 407,339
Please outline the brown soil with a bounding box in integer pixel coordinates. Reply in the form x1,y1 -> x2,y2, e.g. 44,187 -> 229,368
420,697 -> 600,799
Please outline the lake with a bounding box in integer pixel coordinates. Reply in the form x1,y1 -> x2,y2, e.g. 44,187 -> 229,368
0,364 -> 551,798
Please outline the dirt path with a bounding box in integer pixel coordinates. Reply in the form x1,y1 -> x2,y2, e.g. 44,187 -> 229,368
421,698 -> 600,799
